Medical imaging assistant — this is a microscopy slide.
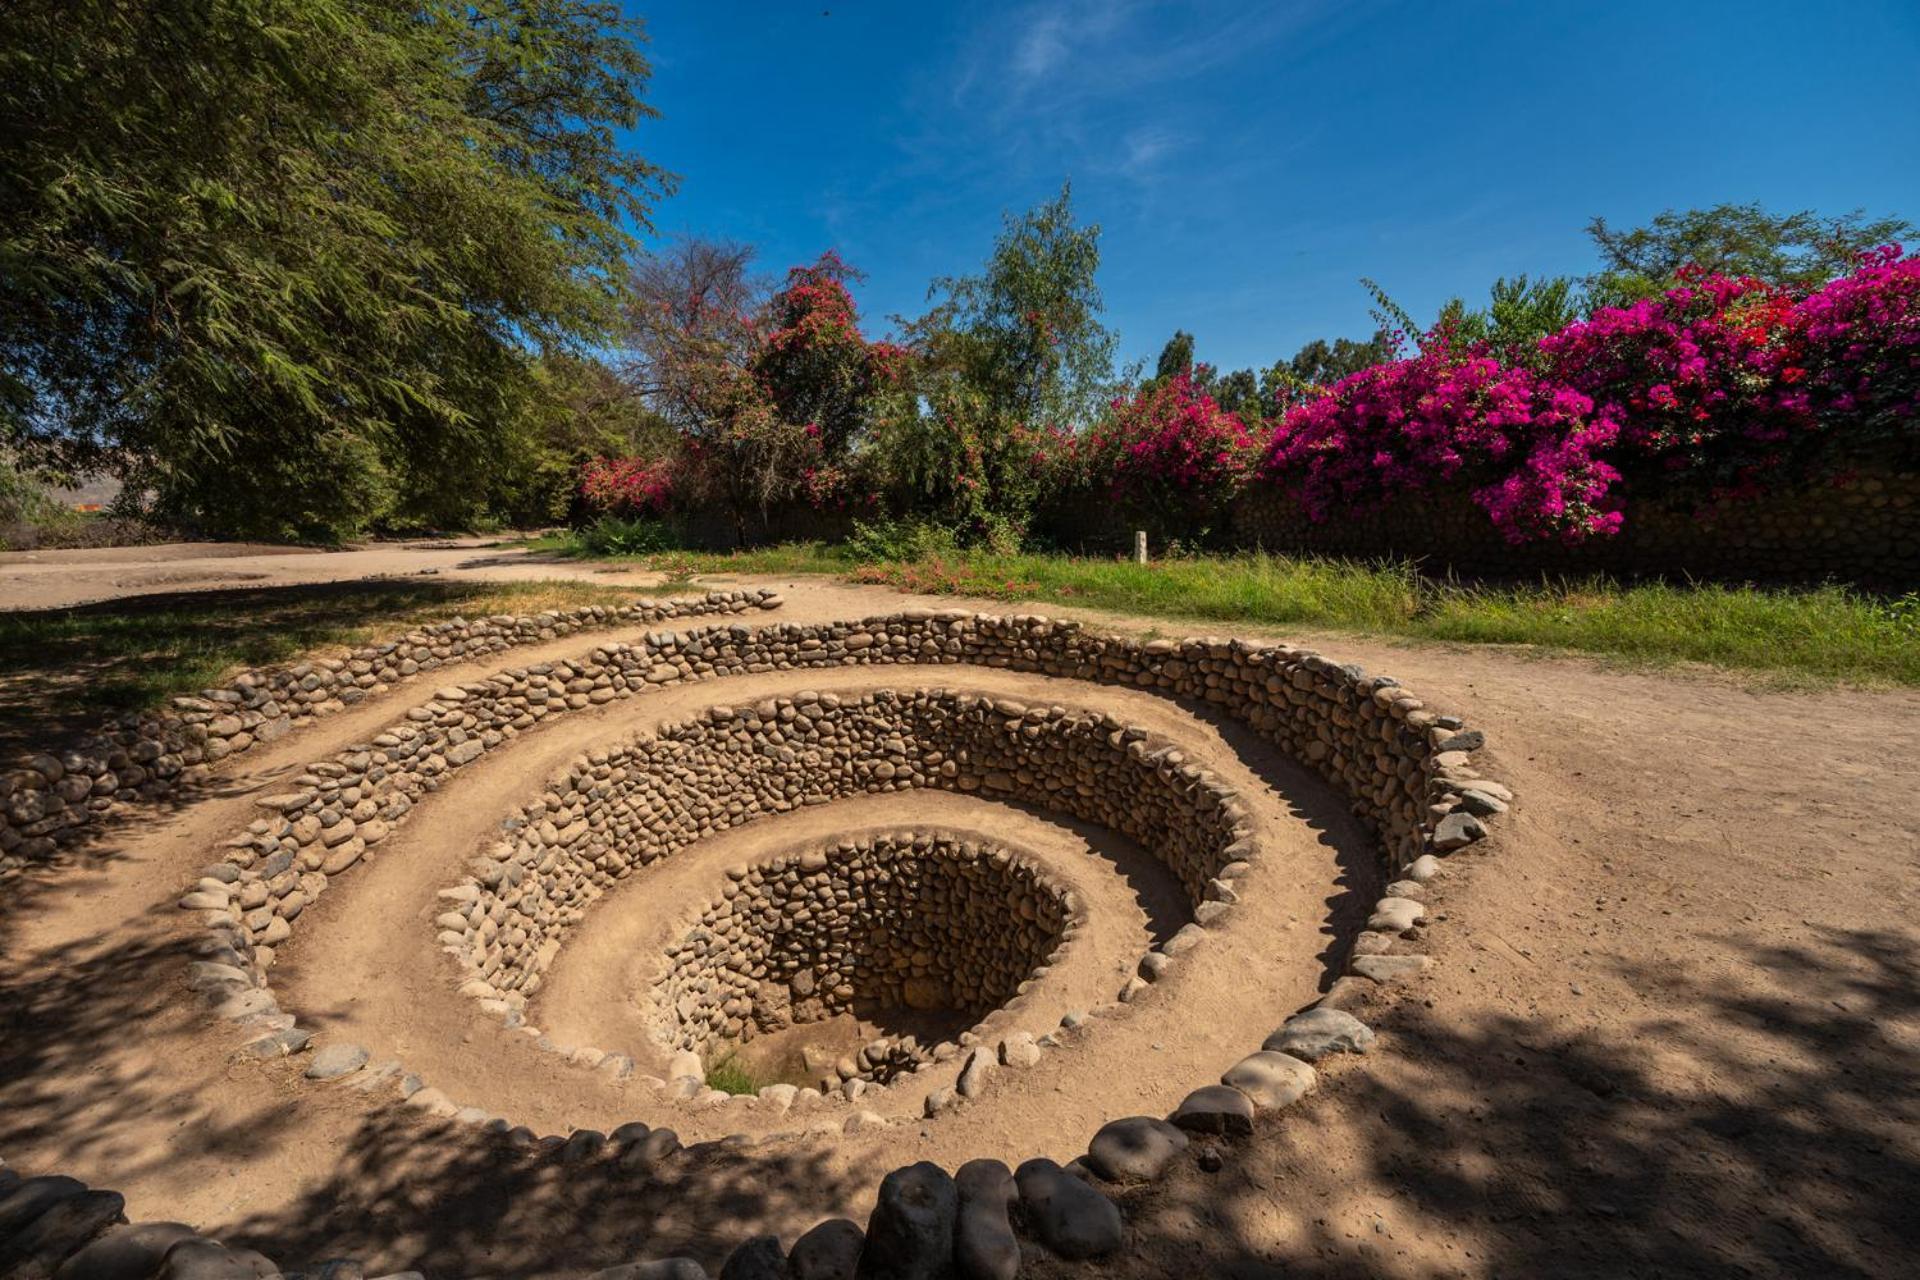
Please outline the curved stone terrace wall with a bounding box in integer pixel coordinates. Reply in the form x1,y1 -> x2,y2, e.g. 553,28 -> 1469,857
0,590 -> 783,875
653,831 -> 1077,1079
441,688 -> 1236,1053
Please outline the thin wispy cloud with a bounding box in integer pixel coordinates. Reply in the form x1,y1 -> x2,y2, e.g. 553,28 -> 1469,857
1011,12 -> 1071,79
958,1 -> 1325,115
921,0 -> 1340,201
1115,125 -> 1178,181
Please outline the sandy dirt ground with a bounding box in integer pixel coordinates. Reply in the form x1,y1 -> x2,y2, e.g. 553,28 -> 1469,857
2,545 -> 1916,1279
0,537 -> 680,611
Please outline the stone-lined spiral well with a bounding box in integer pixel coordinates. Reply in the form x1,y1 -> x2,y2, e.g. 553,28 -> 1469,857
186,609 -> 1494,1066
653,832 -> 1077,1080
442,688 -> 1236,1033
96,601 -> 1510,1279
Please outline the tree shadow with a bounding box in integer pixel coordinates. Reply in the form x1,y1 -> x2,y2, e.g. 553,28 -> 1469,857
0,577 -> 621,755
219,1110 -> 861,1277
0,907 -> 296,1188
1092,924 -> 1920,1279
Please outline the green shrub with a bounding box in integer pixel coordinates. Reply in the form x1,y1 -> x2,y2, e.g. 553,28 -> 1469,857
844,516 -> 964,562
577,515 -> 682,557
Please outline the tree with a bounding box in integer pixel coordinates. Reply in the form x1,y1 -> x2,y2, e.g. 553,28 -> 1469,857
615,240 -> 895,542
1208,367 -> 1265,421
1153,331 -> 1196,381
619,237 -> 766,431
872,185 -> 1117,545
0,0 -> 672,540
1585,203 -> 1916,305
1363,275 -> 1581,366
752,251 -> 894,459
1280,333 -> 1395,387
923,183 -> 1117,429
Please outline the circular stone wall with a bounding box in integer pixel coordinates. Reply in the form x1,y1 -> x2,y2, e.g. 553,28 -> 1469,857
440,688 -> 1236,1032
119,603 -> 1507,1277
652,832 -> 1077,1082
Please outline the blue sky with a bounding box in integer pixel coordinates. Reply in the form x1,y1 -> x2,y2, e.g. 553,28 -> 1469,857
621,0 -> 1920,374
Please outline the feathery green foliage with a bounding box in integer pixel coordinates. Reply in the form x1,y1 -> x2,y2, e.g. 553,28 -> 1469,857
0,0 -> 671,540
1584,202 -> 1917,306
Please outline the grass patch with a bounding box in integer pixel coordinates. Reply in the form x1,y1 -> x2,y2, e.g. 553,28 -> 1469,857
836,551 -> 1918,686
704,1053 -> 761,1096
0,577 -> 647,750
523,532 -> 1920,684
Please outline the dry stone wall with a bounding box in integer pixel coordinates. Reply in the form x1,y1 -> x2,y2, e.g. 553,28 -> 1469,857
188,609 -> 1485,992
443,689 -> 1229,1036
654,832 -> 1076,1076
0,590 -> 782,875
125,603 -> 1509,1279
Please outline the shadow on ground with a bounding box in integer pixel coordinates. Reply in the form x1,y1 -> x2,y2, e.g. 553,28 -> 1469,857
0,577 -> 639,754
1075,924 -> 1920,1279
223,1113 -> 860,1277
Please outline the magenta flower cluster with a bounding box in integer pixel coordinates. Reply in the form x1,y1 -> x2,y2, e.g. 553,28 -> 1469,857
1261,347 -> 1624,543
1091,369 -> 1257,529
1259,248 -> 1919,542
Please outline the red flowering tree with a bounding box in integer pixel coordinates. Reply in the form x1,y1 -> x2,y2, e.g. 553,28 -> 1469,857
752,251 -> 903,459
1779,245 -> 1920,458
578,455 -> 675,519
1539,267 -> 1805,500
1089,369 -> 1258,540
612,241 -> 902,540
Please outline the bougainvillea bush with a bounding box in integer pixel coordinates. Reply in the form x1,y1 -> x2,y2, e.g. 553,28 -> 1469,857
1085,369 -> 1258,540
578,455 -> 675,520
1260,345 -> 1625,543
1258,247 -> 1918,543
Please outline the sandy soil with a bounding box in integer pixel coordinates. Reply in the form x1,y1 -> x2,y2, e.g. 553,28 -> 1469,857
2,558 -> 1916,1279
0,537 -> 678,611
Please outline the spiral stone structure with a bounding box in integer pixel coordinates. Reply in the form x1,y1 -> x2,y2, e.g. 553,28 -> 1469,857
0,590 -> 1505,1279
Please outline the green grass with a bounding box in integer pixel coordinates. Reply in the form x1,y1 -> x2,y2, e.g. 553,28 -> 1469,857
0,578 -> 647,747
846,552 -> 1919,686
528,533 -> 1918,686
704,1053 -> 762,1096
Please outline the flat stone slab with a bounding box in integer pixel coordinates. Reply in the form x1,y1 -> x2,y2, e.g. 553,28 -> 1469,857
1013,1159 -> 1121,1260
1263,1007 -> 1376,1060
304,1043 -> 369,1080
1366,897 -> 1425,934
1433,811 -> 1487,850
1350,953 -> 1433,983
52,1219 -> 197,1280
1170,1085 -> 1255,1136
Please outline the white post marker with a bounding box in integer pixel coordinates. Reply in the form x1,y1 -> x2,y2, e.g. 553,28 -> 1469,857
1134,530 -> 1148,565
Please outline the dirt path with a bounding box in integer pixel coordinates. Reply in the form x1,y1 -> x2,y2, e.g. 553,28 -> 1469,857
2,572 -> 1915,1278
0,537 -> 677,610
